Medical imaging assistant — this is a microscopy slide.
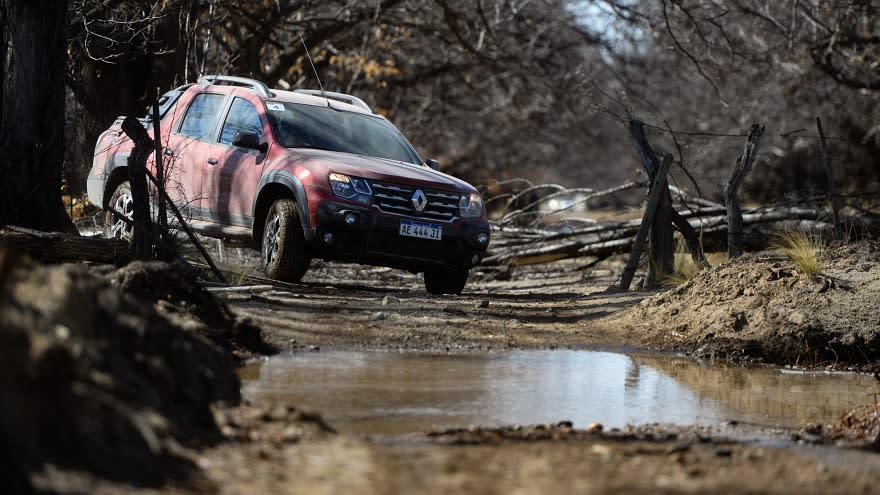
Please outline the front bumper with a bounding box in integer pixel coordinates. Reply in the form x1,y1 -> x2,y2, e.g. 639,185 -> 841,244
309,201 -> 490,272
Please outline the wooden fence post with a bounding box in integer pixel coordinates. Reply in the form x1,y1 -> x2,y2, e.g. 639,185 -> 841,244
629,119 -> 674,287
725,124 -> 764,259
620,154 -> 674,291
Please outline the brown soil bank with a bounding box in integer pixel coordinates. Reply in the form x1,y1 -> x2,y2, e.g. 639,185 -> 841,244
0,258 -> 269,489
609,241 -> 880,369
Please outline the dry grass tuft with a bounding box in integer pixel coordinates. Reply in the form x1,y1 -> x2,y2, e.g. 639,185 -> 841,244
663,239 -> 724,286
772,229 -> 824,276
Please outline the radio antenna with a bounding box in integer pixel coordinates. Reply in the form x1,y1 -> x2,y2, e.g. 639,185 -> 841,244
299,34 -> 330,108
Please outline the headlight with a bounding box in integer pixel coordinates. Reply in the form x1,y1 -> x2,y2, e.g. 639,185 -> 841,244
459,192 -> 484,218
329,172 -> 372,205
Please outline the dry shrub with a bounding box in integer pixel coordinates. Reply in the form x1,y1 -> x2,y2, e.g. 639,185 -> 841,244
772,229 -> 824,276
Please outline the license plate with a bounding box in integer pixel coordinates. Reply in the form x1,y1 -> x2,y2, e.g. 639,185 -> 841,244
399,220 -> 442,241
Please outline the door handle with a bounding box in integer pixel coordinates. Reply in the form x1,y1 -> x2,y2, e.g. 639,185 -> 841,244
207,158 -> 219,165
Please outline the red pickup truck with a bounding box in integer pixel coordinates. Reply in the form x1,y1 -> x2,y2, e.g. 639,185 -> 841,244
87,76 -> 490,294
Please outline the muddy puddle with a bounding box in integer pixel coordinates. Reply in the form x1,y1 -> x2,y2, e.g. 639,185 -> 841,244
240,350 -> 878,435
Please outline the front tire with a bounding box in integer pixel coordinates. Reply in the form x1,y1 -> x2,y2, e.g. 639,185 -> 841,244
103,180 -> 134,242
424,268 -> 469,295
262,199 -> 310,281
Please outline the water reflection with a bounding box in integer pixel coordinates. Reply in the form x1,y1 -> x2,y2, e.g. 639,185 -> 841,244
241,350 -> 877,435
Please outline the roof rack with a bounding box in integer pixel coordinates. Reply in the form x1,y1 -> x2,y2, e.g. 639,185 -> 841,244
198,75 -> 274,99
294,89 -> 372,112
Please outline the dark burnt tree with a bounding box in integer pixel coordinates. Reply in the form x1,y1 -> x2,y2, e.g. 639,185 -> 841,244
0,0 -> 73,230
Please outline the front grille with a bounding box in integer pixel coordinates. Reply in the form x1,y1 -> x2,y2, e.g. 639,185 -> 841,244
369,180 -> 461,222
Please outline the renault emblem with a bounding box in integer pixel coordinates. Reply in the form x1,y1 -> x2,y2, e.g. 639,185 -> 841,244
411,189 -> 428,212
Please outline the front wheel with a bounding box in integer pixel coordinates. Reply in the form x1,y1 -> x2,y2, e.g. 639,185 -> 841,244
424,268 -> 469,295
103,180 -> 134,242
262,198 -> 310,282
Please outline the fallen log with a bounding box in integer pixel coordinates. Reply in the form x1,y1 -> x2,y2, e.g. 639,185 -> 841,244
0,226 -> 130,264
483,203 -> 880,268
482,225 -> 639,266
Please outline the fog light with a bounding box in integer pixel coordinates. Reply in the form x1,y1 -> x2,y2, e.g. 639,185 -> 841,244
323,232 -> 334,244
476,232 -> 490,246
344,212 -> 358,225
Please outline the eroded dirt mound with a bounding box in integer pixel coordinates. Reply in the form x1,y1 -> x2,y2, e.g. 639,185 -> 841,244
0,258 -> 241,484
101,261 -> 276,361
612,241 -> 880,368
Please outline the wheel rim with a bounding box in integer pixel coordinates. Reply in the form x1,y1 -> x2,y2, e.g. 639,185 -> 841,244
109,190 -> 134,240
264,212 -> 281,267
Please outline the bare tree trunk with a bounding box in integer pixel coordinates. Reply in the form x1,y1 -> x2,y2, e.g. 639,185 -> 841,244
725,124 -> 764,259
0,0 -> 73,232
629,119 -> 674,288
816,117 -> 842,240
151,100 -> 172,261
121,116 -> 153,260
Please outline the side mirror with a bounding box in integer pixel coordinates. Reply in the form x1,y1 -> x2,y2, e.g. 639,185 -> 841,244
426,158 -> 441,171
232,131 -> 268,153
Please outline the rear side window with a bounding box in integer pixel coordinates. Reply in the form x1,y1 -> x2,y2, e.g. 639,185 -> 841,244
178,93 -> 225,140
219,97 -> 263,145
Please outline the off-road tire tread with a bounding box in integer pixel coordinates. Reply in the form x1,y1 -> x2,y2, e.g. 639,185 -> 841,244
262,199 -> 310,282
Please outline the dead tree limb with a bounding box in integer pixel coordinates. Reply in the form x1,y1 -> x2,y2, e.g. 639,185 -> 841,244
483,223 -> 639,266
816,117 -> 842,240
620,154 -> 673,291
668,185 -> 724,209
725,124 -> 764,259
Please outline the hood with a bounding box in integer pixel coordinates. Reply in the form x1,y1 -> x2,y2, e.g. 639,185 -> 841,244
275,148 -> 477,193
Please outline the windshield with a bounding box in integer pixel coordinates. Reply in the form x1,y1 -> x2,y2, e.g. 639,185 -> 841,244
266,102 -> 422,165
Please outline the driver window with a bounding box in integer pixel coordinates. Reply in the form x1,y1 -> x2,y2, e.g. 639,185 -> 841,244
219,97 -> 263,146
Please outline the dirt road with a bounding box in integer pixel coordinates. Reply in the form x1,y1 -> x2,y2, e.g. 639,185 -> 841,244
17,241 -> 880,494
189,248 -> 880,495
223,260 -> 649,352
